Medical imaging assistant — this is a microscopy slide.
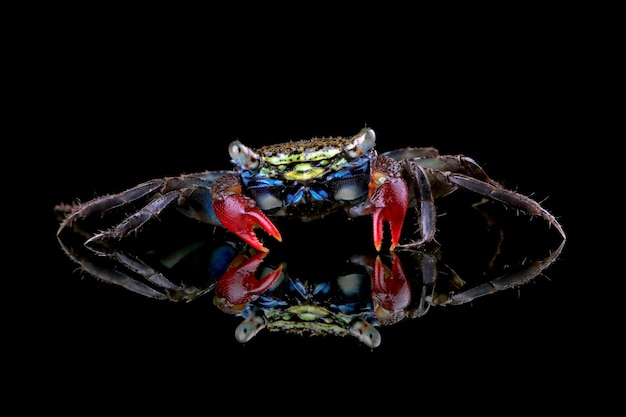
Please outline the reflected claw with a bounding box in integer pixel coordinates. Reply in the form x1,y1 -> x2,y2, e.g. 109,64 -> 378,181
213,193 -> 282,252
370,175 -> 409,251
215,251 -> 284,313
372,254 -> 411,323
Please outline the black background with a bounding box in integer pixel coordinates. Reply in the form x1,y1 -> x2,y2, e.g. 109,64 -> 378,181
18,14 -> 617,413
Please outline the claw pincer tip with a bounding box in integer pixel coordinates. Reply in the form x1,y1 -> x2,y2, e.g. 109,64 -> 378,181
370,175 -> 409,251
211,173 -> 282,252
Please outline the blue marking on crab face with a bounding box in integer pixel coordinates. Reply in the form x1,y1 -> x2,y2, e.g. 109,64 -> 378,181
286,188 -> 303,205
256,297 -> 288,309
239,155 -> 370,212
239,172 -> 285,211
285,186 -> 330,205
333,302 -> 374,315
308,188 -> 329,201
312,282 -> 332,297
289,279 -> 308,297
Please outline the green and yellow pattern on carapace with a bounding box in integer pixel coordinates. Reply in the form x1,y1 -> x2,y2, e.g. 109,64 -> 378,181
262,138 -> 348,164
259,137 -> 355,180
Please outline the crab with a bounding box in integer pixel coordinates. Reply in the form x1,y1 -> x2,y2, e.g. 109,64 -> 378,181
205,126 -> 565,252
55,127 -> 566,296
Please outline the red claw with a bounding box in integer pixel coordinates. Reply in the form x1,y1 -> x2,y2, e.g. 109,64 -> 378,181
370,169 -> 409,251
211,174 -> 282,252
372,254 -> 411,323
214,251 -> 284,313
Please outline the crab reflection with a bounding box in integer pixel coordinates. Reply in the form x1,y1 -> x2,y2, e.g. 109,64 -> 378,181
210,238 -> 564,349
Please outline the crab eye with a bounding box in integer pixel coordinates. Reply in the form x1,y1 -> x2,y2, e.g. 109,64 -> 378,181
344,127 -> 376,159
349,318 -> 381,349
234,312 -> 267,343
229,141 -> 262,170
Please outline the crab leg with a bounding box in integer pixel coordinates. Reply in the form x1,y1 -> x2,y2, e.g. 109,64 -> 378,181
56,234 -> 172,300
446,173 -> 566,240
210,173 -> 282,252
395,161 -> 437,250
369,155 -> 410,251
409,250 -> 439,319
85,192 -> 180,244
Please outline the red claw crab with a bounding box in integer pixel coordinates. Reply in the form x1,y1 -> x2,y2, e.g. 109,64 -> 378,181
209,126 -> 565,252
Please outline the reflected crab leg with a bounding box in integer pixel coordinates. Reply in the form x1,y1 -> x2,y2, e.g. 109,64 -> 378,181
446,238 -> 566,305
395,161 -> 437,250
56,236 -> 171,300
210,173 -> 282,252
410,250 -> 439,319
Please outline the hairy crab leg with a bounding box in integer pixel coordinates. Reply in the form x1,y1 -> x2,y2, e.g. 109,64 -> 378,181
57,180 -> 166,231
388,152 -> 565,248
445,172 -> 566,240
86,192 -> 180,245
210,173 -> 282,252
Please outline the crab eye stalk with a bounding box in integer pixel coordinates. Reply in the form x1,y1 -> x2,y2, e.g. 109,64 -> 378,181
229,141 -> 263,170
344,127 -> 376,159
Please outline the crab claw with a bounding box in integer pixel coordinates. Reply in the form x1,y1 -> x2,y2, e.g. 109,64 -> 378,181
214,251 -> 284,313
371,254 -> 411,323
211,174 -> 282,252
369,161 -> 409,251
